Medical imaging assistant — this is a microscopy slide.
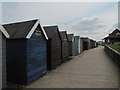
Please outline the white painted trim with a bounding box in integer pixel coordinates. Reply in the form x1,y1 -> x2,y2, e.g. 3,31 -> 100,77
26,20 -> 39,39
40,25 -> 48,40
0,24 -> 10,38
38,19 -> 48,40
26,19 -> 48,40
42,24 -> 58,27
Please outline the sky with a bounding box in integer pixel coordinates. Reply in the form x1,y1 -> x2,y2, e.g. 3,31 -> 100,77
1,0 -> 119,41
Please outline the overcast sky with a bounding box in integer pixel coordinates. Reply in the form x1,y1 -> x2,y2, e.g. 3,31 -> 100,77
1,1 -> 119,41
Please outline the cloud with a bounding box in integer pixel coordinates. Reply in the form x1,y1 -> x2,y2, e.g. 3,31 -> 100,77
62,2 -> 118,41
71,16 -> 106,31
62,15 -> 117,41
2,2 -> 116,24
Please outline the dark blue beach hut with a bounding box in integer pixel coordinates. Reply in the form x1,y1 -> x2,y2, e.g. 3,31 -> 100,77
60,31 -> 69,62
3,19 -> 48,85
43,25 -> 61,70
0,25 -> 9,89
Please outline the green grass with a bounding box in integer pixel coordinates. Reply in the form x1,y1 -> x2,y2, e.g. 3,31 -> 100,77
108,42 -> 120,52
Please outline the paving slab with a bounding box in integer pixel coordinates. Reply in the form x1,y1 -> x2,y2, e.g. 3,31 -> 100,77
26,46 -> 118,88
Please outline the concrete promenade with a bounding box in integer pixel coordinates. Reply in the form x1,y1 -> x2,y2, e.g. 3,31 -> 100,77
26,46 -> 118,88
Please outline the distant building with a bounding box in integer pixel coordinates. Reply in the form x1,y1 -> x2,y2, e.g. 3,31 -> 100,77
103,29 -> 120,44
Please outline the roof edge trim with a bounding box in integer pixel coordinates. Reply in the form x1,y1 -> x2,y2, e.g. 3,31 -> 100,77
26,19 -> 48,40
0,24 -> 10,38
26,20 -> 39,39
40,24 -> 48,40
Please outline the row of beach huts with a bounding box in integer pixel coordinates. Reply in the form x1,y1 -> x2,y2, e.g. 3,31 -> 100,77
0,19 -> 97,89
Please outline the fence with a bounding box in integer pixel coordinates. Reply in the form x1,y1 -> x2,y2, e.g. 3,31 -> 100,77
104,45 -> 120,66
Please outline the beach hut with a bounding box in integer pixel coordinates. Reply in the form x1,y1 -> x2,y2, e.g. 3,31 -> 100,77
81,37 -> 90,51
80,37 -> 83,53
73,36 -> 80,56
60,31 -> 69,62
3,19 -> 48,85
67,34 -> 74,56
90,39 -> 96,49
43,26 -> 61,70
0,25 -> 9,89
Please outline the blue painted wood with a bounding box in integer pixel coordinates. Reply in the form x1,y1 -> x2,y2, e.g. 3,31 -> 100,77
27,32 -> 47,84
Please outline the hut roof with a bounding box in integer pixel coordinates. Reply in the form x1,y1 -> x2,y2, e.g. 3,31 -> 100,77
43,25 -> 61,40
103,29 -> 120,39
74,36 -> 80,39
67,34 -> 74,42
2,19 -> 48,39
60,31 -> 68,41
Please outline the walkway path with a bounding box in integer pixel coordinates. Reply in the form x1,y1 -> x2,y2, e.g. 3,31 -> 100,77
26,46 -> 118,88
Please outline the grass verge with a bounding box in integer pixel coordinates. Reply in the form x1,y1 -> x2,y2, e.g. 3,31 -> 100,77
107,42 -> 120,52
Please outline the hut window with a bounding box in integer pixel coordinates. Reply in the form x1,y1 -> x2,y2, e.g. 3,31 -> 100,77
35,30 -> 42,36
